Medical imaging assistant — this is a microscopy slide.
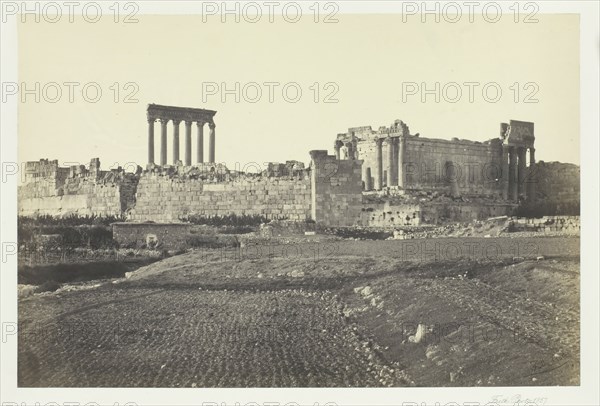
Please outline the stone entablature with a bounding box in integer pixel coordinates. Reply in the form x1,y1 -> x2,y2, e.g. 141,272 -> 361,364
147,104 -> 216,124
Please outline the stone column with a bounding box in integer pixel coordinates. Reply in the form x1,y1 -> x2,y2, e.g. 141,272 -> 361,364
517,147 -> 527,199
160,118 -> 169,166
386,137 -> 395,187
196,122 -> 204,163
172,119 -> 181,165
184,121 -> 192,166
334,141 -> 342,160
208,123 -> 216,163
447,161 -> 461,198
375,138 -> 383,190
528,148 -> 536,201
365,167 -> 372,191
508,146 -> 517,201
397,136 -> 405,188
345,142 -> 354,160
147,118 -> 155,165
502,145 -> 510,200
362,165 -> 370,191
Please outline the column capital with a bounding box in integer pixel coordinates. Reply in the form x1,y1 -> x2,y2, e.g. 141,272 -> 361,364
147,117 -> 156,123
185,120 -> 193,126
159,117 -> 170,124
208,121 -> 216,129
196,121 -> 205,127
375,137 -> 384,147
172,118 -> 182,125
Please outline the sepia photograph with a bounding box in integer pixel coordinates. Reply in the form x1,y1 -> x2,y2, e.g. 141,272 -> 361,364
1,1 -> 598,405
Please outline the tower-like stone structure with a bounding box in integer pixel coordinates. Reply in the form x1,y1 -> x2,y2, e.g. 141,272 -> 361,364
501,120 -> 536,202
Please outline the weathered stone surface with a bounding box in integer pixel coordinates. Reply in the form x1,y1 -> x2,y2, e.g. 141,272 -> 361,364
17,116 -> 579,229
129,164 -> 312,223
18,158 -> 139,217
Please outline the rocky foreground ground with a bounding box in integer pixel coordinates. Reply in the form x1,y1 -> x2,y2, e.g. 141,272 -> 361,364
18,236 -> 580,387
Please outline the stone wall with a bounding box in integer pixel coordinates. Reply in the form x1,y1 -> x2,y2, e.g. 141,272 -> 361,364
20,159 -> 70,198
533,161 -> 580,202
340,120 -> 509,197
360,202 -> 423,227
112,222 -> 193,249
420,201 -> 516,224
19,195 -> 91,217
403,137 -> 504,196
310,151 -> 364,227
508,216 -> 580,234
359,198 -> 515,227
128,170 -> 312,222
355,135 -> 504,196
18,158 -> 139,217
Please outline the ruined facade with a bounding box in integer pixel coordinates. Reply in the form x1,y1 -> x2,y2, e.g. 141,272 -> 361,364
18,158 -> 140,217
17,104 -> 580,227
335,119 -> 536,202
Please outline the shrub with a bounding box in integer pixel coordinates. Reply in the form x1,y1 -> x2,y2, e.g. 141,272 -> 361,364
35,281 -> 61,293
180,214 -> 270,227
18,219 -> 117,251
185,235 -> 239,248
515,199 -> 580,217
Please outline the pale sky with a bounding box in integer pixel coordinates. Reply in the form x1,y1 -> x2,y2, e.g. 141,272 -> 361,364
18,13 -> 580,170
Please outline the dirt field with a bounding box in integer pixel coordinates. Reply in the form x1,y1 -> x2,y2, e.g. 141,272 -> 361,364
18,236 -> 580,387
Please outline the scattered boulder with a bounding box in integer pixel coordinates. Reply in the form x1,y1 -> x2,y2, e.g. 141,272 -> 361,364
408,324 -> 429,344
18,284 -> 36,299
289,269 -> 305,278
360,286 -> 373,297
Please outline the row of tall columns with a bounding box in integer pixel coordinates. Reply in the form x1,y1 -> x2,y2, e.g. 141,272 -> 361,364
334,136 -> 406,191
504,145 -> 535,201
372,136 -> 404,191
148,118 -> 215,166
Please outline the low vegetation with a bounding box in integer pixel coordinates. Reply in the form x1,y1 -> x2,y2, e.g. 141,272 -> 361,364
180,213 -> 271,227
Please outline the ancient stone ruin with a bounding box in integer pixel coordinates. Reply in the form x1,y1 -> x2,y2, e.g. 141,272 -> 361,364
17,104 -> 580,227
146,103 -> 217,166
335,119 -> 536,201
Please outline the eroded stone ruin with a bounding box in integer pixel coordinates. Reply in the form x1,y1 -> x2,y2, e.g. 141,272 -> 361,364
17,104 -> 580,227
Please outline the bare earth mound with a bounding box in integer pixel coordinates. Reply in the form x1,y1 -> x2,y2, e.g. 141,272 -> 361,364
18,237 -> 579,387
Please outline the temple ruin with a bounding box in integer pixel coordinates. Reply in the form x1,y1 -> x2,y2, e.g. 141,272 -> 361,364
334,119 -> 536,202
146,104 -> 217,166
18,104 -> 580,227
